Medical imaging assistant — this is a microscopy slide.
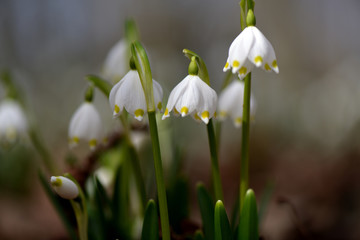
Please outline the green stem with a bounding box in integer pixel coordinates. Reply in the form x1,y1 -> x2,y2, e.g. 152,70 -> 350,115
65,173 -> 88,240
70,200 -> 88,240
147,111 -> 170,240
239,0 -> 246,30
126,141 -> 147,213
239,73 -> 251,212
38,171 -> 78,240
207,119 -> 224,201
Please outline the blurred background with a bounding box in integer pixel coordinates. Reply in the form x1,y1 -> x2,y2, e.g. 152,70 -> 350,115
1,0 -> 360,239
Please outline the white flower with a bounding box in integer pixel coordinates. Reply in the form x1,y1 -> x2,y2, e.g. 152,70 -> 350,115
68,102 -> 103,150
50,176 -> 79,200
223,26 -> 279,79
162,75 -> 217,124
218,80 -> 256,127
0,99 -> 27,143
109,70 -> 163,121
102,39 -> 129,83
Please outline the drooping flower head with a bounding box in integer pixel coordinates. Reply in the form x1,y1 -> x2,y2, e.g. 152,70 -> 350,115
0,99 -> 28,143
218,80 -> 256,127
68,87 -> 103,150
50,176 -> 79,200
162,56 -> 217,124
223,10 -> 279,79
102,39 -> 129,83
109,58 -> 163,121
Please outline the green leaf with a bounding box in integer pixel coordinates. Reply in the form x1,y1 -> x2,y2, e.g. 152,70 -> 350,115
85,75 -> 112,98
238,189 -> 259,240
214,200 -> 232,240
194,230 -> 205,240
112,163 -> 131,238
93,176 -> 111,238
230,194 -> 240,231
167,176 -> 189,232
38,170 -> 78,240
141,199 -> 159,240
197,183 -> 214,240
131,41 -> 155,111
182,49 -> 210,85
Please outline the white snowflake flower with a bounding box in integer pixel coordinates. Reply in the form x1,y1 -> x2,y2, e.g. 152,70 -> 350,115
50,176 -> 79,200
0,99 -> 27,143
102,39 -> 129,83
68,102 -> 103,150
218,80 -> 256,127
223,26 -> 279,79
109,70 -> 163,121
162,75 -> 217,124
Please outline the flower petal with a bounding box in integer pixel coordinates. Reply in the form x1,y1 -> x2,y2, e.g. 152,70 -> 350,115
102,39 -> 129,83
153,79 -> 163,112
68,102 -> 103,149
226,28 -> 255,73
51,176 -> 79,200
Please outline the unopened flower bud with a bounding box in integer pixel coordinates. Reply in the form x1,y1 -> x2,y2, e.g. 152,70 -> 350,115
50,176 -> 79,200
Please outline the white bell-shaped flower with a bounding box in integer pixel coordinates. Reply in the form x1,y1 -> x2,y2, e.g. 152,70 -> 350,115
102,39 -> 129,83
0,99 -> 27,143
218,80 -> 256,127
109,70 -> 163,121
50,176 -> 79,200
68,102 -> 103,150
223,26 -> 279,79
162,74 -> 217,124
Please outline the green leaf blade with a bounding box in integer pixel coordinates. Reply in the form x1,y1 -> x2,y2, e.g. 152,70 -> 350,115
141,199 -> 159,240
197,183 -> 214,240
238,189 -> 259,240
215,200 -> 232,240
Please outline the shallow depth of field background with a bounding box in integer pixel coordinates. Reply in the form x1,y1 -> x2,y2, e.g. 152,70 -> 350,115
1,0 -> 360,239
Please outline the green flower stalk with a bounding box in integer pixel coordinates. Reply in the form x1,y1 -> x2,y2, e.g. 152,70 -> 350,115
223,0 -> 279,215
163,49 -> 223,201
51,174 -> 88,240
131,41 -> 171,240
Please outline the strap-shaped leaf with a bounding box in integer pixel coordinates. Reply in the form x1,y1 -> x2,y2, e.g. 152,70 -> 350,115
214,200 -> 232,240
141,199 -> 159,240
93,176 -> 111,238
194,230 -> 205,240
238,189 -> 259,240
197,183 -> 214,240
167,176 -> 189,232
85,75 -> 112,98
